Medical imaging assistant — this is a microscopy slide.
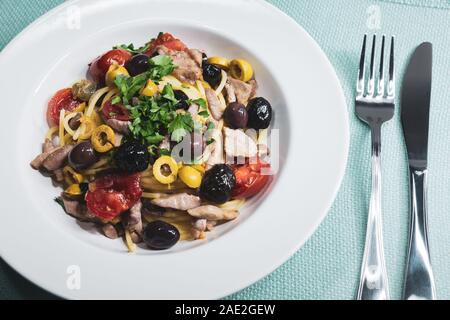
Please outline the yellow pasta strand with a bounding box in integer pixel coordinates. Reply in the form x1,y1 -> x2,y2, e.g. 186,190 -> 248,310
124,229 -> 136,253
100,88 -> 118,110
59,109 -> 65,146
215,70 -> 228,95
86,87 -> 110,117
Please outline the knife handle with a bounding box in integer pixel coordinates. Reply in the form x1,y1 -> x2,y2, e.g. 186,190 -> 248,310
403,168 -> 436,300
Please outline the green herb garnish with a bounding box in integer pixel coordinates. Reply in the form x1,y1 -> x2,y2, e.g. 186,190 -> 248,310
168,113 -> 194,142
113,43 -> 150,55
148,55 -> 176,82
125,84 -> 194,146
111,54 -> 194,148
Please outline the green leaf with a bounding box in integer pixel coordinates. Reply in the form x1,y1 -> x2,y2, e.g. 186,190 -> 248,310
111,96 -> 121,104
168,113 -> 194,142
159,148 -> 171,156
191,98 -> 207,109
148,55 -> 176,81
161,84 -> 178,104
198,110 -> 209,118
207,122 -> 215,130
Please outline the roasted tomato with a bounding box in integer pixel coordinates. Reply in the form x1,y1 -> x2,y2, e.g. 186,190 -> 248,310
46,88 -> 81,126
145,32 -> 187,55
232,159 -> 270,199
88,49 -> 132,84
102,100 -> 130,121
86,173 -> 142,220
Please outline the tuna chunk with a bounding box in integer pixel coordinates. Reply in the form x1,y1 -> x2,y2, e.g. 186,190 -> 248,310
227,78 -> 257,105
188,205 -> 239,221
123,200 -> 143,234
224,127 -> 257,158
191,218 -> 207,240
30,139 -> 56,170
205,88 -> 225,121
187,49 -> 204,67
157,46 -> 202,84
61,196 -> 96,222
42,144 -> 74,171
206,129 -> 224,167
102,224 -> 120,239
105,118 -> 131,135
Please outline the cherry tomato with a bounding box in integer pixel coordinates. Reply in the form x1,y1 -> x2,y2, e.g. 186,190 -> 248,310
86,173 -> 142,220
145,32 -> 187,55
232,159 -> 270,199
88,49 -> 132,84
102,100 -> 130,121
46,88 -> 80,126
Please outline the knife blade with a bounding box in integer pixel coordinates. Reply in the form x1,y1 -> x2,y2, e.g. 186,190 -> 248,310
401,42 -> 436,300
401,42 -> 433,169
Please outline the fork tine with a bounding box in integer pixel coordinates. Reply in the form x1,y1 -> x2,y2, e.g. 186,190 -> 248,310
357,34 -> 367,97
388,36 -> 395,98
377,35 -> 386,97
368,35 -> 377,97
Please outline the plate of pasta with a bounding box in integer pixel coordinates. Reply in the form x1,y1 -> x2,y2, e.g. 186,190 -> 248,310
0,0 -> 349,299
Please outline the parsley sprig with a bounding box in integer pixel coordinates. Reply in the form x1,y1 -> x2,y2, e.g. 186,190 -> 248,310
112,54 -> 210,149
127,84 -> 195,145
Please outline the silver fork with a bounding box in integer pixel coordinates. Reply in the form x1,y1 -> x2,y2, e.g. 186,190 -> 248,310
355,34 -> 395,300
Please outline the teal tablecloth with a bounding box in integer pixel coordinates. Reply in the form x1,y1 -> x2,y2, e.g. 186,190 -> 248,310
2,0 -> 450,300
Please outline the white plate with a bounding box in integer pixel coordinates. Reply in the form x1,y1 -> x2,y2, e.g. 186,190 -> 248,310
0,0 -> 349,299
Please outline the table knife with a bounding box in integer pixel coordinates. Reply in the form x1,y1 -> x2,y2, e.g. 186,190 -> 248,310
401,42 -> 436,300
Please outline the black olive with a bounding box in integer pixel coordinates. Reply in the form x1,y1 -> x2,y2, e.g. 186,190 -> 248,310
68,141 -> 99,170
202,63 -> 222,88
174,90 -> 190,110
143,220 -> 180,250
125,54 -> 149,76
141,199 -> 166,217
114,140 -> 150,173
247,97 -> 273,130
223,102 -> 248,129
199,164 -> 236,204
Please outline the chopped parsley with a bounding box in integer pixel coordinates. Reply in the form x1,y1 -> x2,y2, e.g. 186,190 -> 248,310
168,113 -> 195,142
112,54 -> 198,149
189,98 -> 209,118
148,55 -> 176,82
125,83 -> 195,146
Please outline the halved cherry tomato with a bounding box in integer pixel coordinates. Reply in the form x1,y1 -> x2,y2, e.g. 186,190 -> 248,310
88,49 -> 132,84
102,100 -> 130,121
232,159 -> 270,199
46,88 -> 80,126
145,32 -> 188,55
86,173 -> 142,220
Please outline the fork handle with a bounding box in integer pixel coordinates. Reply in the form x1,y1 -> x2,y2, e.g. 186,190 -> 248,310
403,168 -> 436,300
357,125 -> 390,300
